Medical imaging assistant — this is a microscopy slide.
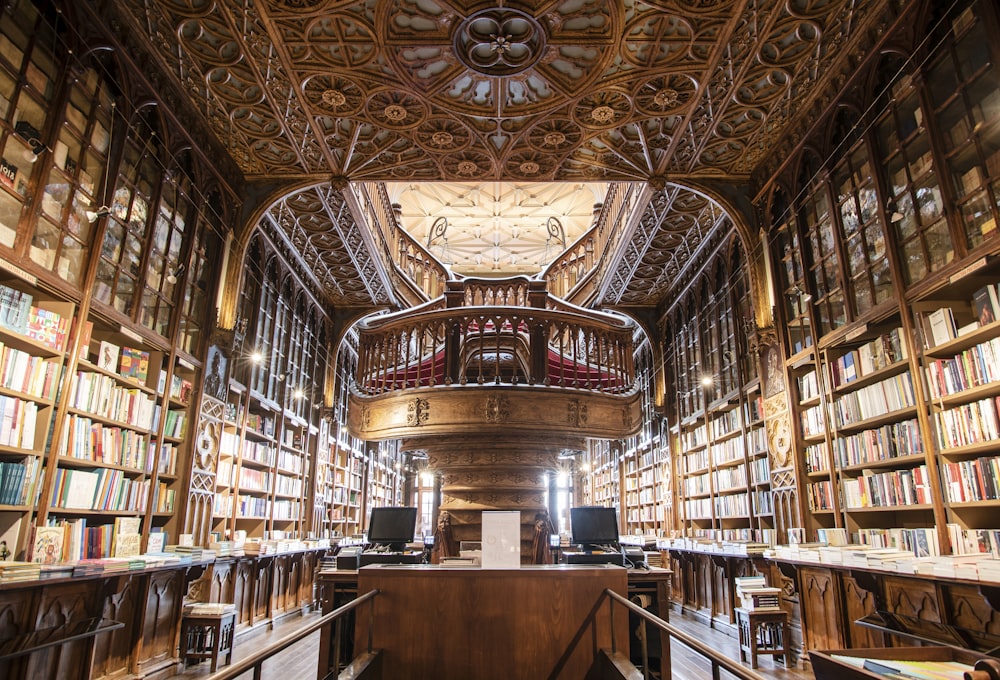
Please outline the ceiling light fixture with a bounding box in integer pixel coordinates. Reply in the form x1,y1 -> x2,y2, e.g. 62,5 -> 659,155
86,206 -> 111,223
165,264 -> 185,284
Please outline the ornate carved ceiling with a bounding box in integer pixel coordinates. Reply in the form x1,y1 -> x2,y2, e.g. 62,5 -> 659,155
113,0 -> 895,307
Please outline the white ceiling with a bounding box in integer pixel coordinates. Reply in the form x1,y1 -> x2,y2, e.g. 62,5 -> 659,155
386,182 -> 609,277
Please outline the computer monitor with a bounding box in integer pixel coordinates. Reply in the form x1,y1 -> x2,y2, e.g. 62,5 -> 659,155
366,506 -> 418,552
570,506 -> 620,551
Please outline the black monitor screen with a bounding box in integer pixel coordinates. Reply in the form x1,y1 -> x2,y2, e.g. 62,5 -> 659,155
366,507 -> 418,548
570,506 -> 620,548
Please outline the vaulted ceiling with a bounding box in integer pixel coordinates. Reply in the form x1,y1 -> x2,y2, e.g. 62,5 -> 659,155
112,0 -> 898,308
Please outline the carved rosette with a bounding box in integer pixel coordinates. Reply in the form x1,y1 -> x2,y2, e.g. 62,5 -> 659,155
485,395 -> 511,423
407,398 -> 430,426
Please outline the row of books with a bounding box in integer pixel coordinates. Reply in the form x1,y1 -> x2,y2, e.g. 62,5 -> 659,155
941,454 -> 1000,502
798,369 -> 820,402
801,403 -> 826,438
655,536 -> 772,555
807,479 -> 835,511
159,407 -> 186,439
0,396 -> 38,449
220,431 -> 275,465
935,397 -> 1000,453
50,467 -> 150,512
93,341 -> 151,382
832,417 -> 923,468
59,414 -> 152,471
921,283 -> 1000,348
714,492 -> 749,517
684,472 -> 709,496
272,498 -> 301,520
805,442 -> 829,473
713,464 -> 747,491
832,371 -> 917,426
31,518 -> 175,564
0,343 -> 61,399
924,334 -> 1000,398
684,497 -> 712,519
275,473 -> 303,497
841,464 -> 932,508
856,526 -> 942,556
0,283 -> 35,336
69,370 -> 157,428
828,327 -> 908,388
0,458 -> 35,505
710,434 -> 749,465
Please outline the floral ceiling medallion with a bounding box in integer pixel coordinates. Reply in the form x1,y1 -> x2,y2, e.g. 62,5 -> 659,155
454,8 -> 545,76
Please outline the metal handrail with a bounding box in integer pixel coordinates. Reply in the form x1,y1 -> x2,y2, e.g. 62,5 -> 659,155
604,589 -> 769,680
203,589 -> 380,680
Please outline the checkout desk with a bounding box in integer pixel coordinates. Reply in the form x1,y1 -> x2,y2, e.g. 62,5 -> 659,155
315,564 -> 671,679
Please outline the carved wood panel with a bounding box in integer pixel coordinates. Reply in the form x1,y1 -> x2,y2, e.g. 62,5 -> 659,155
272,555 -> 289,614
943,584 -> 1000,640
27,583 -> 96,680
211,559 -> 236,605
253,558 -> 273,622
841,573 -> 884,648
138,570 -> 183,671
710,557 -> 730,622
694,554 -> 712,614
799,566 -> 845,653
234,559 -> 253,626
92,575 -> 139,679
0,589 -> 35,680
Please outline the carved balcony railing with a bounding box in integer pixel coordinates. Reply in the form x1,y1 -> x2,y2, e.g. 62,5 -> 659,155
354,182 -> 450,304
354,277 -> 636,396
542,182 -> 644,304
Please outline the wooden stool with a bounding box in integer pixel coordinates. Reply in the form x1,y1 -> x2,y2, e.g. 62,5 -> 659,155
736,607 -> 791,669
179,611 -> 236,672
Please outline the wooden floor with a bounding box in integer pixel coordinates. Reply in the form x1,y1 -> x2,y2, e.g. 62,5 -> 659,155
165,608 -> 815,680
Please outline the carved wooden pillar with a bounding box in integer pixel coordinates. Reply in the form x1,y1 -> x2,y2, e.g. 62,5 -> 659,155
416,435 -> 578,561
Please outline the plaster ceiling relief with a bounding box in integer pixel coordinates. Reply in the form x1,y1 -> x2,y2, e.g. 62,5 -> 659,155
388,182 -> 609,277
114,0 -> 895,305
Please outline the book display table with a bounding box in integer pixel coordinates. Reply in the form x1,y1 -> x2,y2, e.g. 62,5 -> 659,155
736,607 -> 791,669
179,610 -> 236,672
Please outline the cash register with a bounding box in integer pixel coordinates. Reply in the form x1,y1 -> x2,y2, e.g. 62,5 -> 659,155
355,506 -> 425,568
560,506 -> 626,567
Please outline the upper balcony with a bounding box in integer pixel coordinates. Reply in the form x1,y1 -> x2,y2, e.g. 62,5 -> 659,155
347,276 -> 642,442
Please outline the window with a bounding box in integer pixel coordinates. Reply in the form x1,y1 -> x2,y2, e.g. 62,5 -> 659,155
874,58 -> 954,284
926,0 -> 1000,250
0,1 -> 59,247
801,158 -> 847,336
832,143 -> 893,315
30,62 -> 116,284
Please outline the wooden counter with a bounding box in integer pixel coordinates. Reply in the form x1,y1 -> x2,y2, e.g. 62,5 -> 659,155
317,564 -> 672,674
349,564 -> 629,680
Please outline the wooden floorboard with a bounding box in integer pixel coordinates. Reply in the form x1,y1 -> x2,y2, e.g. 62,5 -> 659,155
163,608 -> 815,680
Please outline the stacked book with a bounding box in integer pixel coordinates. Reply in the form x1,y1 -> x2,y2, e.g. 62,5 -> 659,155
209,540 -> 234,557
735,576 -> 782,611
0,561 -> 41,582
183,602 -> 235,616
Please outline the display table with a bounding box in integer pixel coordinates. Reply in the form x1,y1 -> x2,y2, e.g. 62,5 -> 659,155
736,607 -> 791,668
179,610 -> 236,672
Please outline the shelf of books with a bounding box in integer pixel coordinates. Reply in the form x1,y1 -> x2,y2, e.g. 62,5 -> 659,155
585,439 -> 620,509
45,321 -> 172,559
273,413 -> 310,536
312,421 -> 335,537
622,440 -> 666,536
914,268 -> 1000,556
679,414 -> 712,537
0,276 -> 73,556
366,441 -> 404,511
